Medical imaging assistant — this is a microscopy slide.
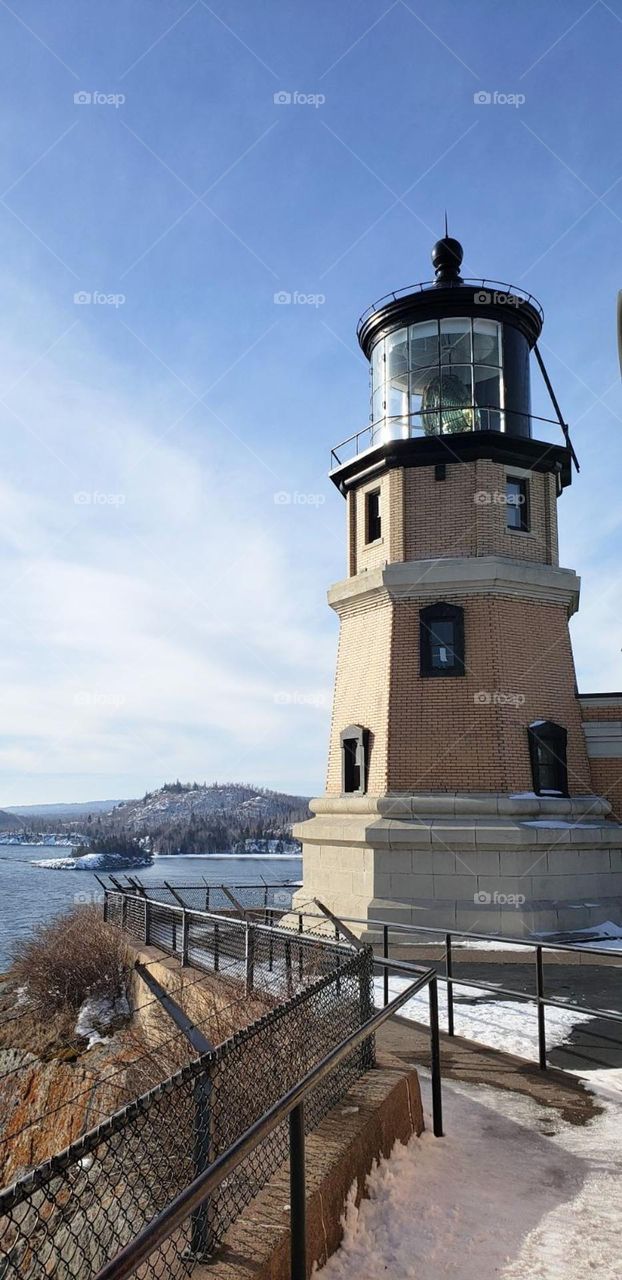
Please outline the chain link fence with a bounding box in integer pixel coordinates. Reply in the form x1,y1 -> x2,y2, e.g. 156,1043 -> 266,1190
105,881 -> 297,913
0,910 -> 374,1280
104,890 -> 332,1000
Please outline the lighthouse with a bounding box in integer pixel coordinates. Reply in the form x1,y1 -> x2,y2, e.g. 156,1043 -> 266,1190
294,235 -> 622,938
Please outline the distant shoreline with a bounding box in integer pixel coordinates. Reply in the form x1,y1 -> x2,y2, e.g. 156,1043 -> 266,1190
154,852 -> 301,860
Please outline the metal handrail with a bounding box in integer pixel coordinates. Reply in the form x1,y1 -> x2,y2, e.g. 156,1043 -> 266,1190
295,908 -> 622,1074
95,961 -> 442,1280
356,278 -> 544,333
330,406 -> 568,468
298,910 -> 622,959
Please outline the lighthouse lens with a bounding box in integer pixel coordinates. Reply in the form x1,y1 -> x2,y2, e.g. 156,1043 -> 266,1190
370,316 -> 504,443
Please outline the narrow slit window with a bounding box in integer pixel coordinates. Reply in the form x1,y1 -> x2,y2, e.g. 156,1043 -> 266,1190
506,476 -> 529,531
528,720 -> 568,796
340,725 -> 368,794
365,489 -> 382,543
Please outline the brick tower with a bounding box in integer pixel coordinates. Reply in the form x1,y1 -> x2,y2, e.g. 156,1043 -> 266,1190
294,235 -> 622,938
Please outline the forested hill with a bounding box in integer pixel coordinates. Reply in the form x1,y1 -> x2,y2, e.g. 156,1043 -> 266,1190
96,781 -> 310,855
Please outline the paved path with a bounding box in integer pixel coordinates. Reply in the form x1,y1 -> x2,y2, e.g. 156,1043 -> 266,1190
377,1014 -> 602,1125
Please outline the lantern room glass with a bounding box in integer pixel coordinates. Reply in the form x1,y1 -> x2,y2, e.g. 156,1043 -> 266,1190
370,317 -> 505,443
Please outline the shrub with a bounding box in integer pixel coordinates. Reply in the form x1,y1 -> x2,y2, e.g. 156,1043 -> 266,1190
10,905 -> 133,1017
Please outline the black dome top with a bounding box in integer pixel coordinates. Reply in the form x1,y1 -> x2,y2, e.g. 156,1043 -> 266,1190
357,233 -> 543,357
431,236 -> 463,284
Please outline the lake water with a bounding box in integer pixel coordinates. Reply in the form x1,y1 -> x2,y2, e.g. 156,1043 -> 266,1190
0,846 -> 302,970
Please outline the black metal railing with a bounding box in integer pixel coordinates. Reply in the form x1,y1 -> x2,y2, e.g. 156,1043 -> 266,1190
296,909 -> 622,1074
0,922 -> 377,1278
93,958 -> 442,1280
356,278 -> 544,335
100,877 -> 300,915
103,889 -> 328,998
330,405 -> 567,468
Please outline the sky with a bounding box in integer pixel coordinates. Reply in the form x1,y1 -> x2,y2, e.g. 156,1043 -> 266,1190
0,0 -> 621,805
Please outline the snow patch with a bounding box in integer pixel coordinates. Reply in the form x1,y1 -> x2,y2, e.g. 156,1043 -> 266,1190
74,993 -> 130,1048
317,1075 -> 622,1280
374,976 -> 592,1061
520,819 -> 601,829
33,851 -> 151,870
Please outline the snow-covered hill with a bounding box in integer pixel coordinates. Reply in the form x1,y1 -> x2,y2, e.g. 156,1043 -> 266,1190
98,781 -> 310,854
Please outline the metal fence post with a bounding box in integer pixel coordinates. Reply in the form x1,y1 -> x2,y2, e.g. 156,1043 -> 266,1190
298,914 -> 304,982
121,893 -> 128,932
383,925 -> 389,1007
428,977 -> 444,1137
285,939 -> 293,997
359,951 -> 375,1069
245,923 -> 255,995
289,1101 -> 306,1280
213,921 -> 219,973
181,910 -> 189,967
536,945 -> 547,1070
268,912 -> 274,972
445,933 -> 454,1036
190,1069 -> 214,1259
144,900 -> 150,946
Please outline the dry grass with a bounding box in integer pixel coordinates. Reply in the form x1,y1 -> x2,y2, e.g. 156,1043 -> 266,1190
9,905 -> 133,1020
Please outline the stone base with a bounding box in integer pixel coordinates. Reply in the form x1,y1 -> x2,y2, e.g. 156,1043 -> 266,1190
292,793 -> 622,940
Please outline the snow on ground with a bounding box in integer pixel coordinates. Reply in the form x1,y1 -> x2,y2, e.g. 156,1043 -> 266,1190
317,1072 -> 622,1279
374,975 -> 592,1061
540,920 -> 622,952
74,993 -> 130,1047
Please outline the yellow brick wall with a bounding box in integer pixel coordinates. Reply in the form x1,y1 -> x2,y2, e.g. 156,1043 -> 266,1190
387,595 -> 590,794
352,474 -> 390,574
584,760 -> 622,821
397,461 -> 559,565
580,702 -> 622,721
579,700 -> 622,817
325,598 -> 392,795
326,592 -> 591,797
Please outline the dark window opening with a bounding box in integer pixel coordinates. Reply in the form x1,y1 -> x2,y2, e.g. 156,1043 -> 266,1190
506,476 -> 529,531
340,725 -> 368,794
365,489 -> 382,543
420,602 -> 465,677
528,720 -> 568,796
435,463 -> 446,481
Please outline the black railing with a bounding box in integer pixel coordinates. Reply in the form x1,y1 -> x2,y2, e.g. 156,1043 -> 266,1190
330,406 -> 567,468
101,877 -> 300,914
297,909 -> 622,1074
94,958 -> 442,1280
0,915 -> 377,1279
356,278 -> 544,335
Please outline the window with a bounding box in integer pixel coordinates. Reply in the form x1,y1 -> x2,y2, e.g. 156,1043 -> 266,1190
365,489 -> 381,543
528,721 -> 569,796
420,602 -> 465,677
506,476 -> 529,531
340,725 -> 368,794
370,317 -> 504,443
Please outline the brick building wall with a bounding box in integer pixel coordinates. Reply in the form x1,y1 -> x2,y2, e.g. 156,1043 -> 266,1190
325,597 -> 392,794
326,588 -> 591,797
392,461 -> 558,565
579,696 -> 622,819
388,595 -> 590,794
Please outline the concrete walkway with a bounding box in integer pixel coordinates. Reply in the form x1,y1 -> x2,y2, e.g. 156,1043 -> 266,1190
377,1014 -> 602,1125
319,1017 -> 621,1278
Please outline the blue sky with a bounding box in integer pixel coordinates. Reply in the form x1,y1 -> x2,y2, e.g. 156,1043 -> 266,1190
0,0 -> 621,804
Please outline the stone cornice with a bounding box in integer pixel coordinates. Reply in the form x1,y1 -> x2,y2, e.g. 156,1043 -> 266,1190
328,555 -> 581,616
307,792 -> 611,819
